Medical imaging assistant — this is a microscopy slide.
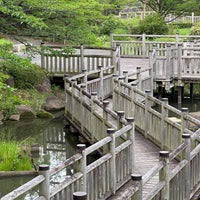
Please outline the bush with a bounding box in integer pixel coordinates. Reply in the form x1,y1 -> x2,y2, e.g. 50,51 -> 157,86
190,22 -> 200,35
0,39 -> 13,51
138,14 -> 168,35
1,55 -> 46,89
100,15 -> 125,35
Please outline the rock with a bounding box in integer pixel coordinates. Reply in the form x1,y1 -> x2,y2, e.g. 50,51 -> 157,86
16,105 -> 36,119
5,75 -> 15,87
36,78 -> 51,93
188,111 -> 200,131
0,112 -> 4,121
0,112 -> 4,125
9,114 -> 20,121
36,110 -> 54,118
43,96 -> 65,111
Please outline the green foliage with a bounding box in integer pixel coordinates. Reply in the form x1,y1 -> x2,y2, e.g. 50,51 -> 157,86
0,140 -> 33,171
190,23 -> 200,35
138,14 -> 169,35
0,71 -> 27,118
0,39 -> 13,51
0,53 -> 46,89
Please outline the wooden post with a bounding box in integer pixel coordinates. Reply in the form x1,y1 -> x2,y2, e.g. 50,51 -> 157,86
136,67 -> 142,90
131,82 -> 137,113
175,33 -> 180,48
142,33 -> 146,57
123,71 -> 128,83
117,110 -> 125,129
80,44 -> 85,71
91,92 -> 97,141
98,65 -> 104,100
116,45 -> 121,75
159,151 -> 170,200
181,108 -> 189,135
126,117 -> 135,173
112,74 -> 118,111
103,100 -> 109,122
77,144 -> 87,192
131,174 -> 142,200
71,80 -> 76,121
107,128 -> 116,194
38,165 -> 50,200
161,98 -> 169,150
118,76 -> 125,110
145,90 -> 151,138
80,84 -> 86,133
166,44 -> 171,81
182,134 -> 191,200
148,50 -> 154,94
82,69 -> 88,91
73,191 -> 87,200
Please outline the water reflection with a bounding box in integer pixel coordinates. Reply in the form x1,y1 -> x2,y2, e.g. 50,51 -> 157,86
0,114 -> 80,198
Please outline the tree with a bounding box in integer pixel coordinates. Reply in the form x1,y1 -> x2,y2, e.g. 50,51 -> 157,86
138,0 -> 197,19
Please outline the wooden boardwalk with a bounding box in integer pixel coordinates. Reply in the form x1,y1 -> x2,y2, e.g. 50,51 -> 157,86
4,39 -> 200,200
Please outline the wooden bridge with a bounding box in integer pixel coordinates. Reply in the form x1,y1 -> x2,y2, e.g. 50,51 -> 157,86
2,34 -> 200,200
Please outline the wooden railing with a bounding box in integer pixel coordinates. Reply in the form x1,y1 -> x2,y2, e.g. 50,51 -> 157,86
119,11 -> 200,24
41,45 -> 120,76
112,78 -> 200,199
1,107 -> 135,200
150,43 -> 200,85
111,33 -> 200,58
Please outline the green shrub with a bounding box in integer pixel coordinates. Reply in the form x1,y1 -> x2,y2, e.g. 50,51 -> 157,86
1,55 -> 46,89
0,72 -> 26,118
170,22 -> 193,29
0,39 -> 13,51
100,15 -> 125,35
138,14 -> 169,35
190,22 -> 200,35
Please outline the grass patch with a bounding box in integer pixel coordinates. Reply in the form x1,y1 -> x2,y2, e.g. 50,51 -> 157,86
0,140 -> 33,171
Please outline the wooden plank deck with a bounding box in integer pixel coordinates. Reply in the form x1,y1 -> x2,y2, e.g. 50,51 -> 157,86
106,58 -> 178,199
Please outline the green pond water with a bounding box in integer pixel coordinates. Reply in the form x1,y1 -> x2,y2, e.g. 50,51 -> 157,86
0,112 -> 80,199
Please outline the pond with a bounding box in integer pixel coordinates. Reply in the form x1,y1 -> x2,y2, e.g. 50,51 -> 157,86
0,112 -> 80,199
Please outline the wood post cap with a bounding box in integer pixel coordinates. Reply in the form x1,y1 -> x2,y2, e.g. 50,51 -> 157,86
126,117 -> 134,123
117,111 -> 125,117
131,174 -> 142,181
39,164 -> 49,171
77,144 -> 86,152
182,134 -> 191,139
159,151 -> 169,157
161,98 -> 168,102
118,75 -> 125,80
73,191 -> 87,200
131,82 -> 137,86
107,128 -> 115,134
145,90 -> 151,94
103,101 -> 109,106
91,92 -> 97,96
181,108 -> 189,112
80,84 -> 86,89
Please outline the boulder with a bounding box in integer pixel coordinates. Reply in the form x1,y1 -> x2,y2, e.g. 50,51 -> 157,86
43,96 -> 65,111
36,78 -> 51,93
9,114 -> 20,121
16,105 -> 36,119
0,112 -> 4,125
36,110 -> 54,118
188,111 -> 200,131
